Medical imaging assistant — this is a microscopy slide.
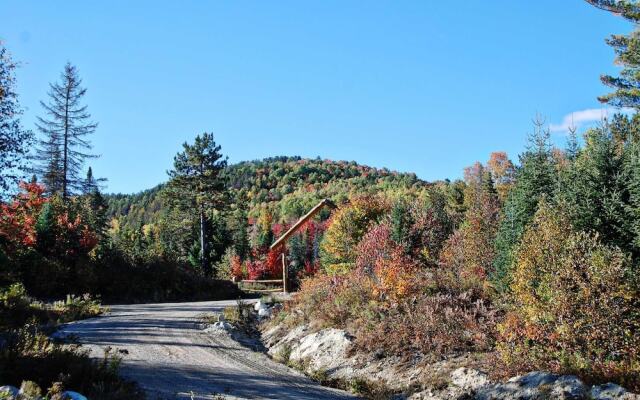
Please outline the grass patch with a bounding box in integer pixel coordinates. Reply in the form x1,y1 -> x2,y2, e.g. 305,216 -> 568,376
0,283 -> 103,331
0,323 -> 144,399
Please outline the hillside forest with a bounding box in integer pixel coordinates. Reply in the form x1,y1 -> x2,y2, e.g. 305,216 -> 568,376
1,0 -> 640,396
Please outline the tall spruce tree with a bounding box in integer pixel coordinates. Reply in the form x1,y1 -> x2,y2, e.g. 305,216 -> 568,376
166,133 -> 228,275
625,137 -> 640,255
586,0 -> 640,109
33,63 -> 98,199
83,166 -> 106,194
0,43 -> 32,194
82,167 -> 108,239
492,118 -> 557,291
557,123 -> 633,251
230,193 -> 251,261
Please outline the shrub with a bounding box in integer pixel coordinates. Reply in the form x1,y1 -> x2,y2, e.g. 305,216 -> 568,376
355,222 -> 420,301
320,195 -> 389,273
354,289 -> 498,360
498,202 -> 640,390
293,271 -> 376,329
0,323 -> 143,399
52,294 -> 102,323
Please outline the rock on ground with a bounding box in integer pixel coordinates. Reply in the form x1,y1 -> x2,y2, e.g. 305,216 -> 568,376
263,322 -> 640,400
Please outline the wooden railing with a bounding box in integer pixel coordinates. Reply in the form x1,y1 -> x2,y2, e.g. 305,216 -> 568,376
238,279 -> 284,293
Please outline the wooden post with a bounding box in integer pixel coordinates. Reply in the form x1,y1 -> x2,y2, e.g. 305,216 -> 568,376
282,252 -> 287,294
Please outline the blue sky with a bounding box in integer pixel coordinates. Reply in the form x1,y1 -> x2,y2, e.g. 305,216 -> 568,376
2,1 -> 632,193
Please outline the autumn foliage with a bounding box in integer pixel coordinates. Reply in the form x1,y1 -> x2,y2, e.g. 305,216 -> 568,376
0,182 -> 47,250
498,201 -> 640,389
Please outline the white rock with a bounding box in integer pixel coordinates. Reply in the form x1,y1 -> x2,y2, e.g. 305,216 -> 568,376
258,307 -> 272,318
550,375 -> 587,399
289,328 -> 353,372
204,321 -> 234,334
591,383 -> 638,400
254,300 -> 269,311
450,367 -> 490,391
0,385 -> 19,398
62,391 -> 88,400
476,371 -> 559,400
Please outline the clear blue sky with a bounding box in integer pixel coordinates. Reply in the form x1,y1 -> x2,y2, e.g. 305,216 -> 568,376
2,1 -> 632,193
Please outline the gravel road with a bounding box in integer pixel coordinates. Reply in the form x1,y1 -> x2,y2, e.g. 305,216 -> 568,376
59,300 -> 356,400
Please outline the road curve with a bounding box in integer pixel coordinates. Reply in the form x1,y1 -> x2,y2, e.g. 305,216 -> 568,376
59,300 -> 356,400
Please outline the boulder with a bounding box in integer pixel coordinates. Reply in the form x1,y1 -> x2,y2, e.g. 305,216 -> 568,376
204,321 -> 234,334
254,300 -> 269,312
450,367 -> 490,391
477,371 -> 562,400
258,307 -> 272,318
289,328 -> 353,372
549,375 -> 588,399
591,383 -> 640,400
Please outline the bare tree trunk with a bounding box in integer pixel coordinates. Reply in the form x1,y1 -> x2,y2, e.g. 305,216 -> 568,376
200,207 -> 210,276
62,83 -> 71,200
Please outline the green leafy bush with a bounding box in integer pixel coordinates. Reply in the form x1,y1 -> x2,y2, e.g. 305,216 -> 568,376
498,202 -> 640,390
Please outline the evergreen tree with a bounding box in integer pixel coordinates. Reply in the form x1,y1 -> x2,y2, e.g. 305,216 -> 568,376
492,119 -> 557,291
625,138 -> 640,255
166,133 -> 228,275
557,124 -> 633,252
82,168 -> 108,240
33,63 -> 99,199
83,166 -> 106,194
390,198 -> 414,254
230,196 -> 250,261
0,43 -> 32,195
586,0 -> 640,108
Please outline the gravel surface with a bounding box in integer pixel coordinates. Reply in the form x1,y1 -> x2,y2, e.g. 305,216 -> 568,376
59,300 -> 356,400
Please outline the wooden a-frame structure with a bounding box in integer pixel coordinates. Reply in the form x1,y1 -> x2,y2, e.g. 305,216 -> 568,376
270,198 -> 336,293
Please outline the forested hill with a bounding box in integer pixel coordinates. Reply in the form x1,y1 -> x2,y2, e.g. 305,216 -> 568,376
105,156 -> 427,231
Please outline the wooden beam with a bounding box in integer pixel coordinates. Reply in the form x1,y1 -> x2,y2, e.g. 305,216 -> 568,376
282,252 -> 287,294
242,288 -> 284,293
270,198 -> 336,250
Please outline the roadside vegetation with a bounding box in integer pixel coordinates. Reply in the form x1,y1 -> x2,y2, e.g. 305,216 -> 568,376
1,0 -> 640,397
266,1 -> 640,393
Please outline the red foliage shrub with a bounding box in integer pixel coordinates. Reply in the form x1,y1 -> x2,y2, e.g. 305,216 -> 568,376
0,182 -> 48,251
230,254 -> 245,280
354,289 -> 498,359
246,259 -> 266,280
356,222 -> 420,300
264,246 -> 284,279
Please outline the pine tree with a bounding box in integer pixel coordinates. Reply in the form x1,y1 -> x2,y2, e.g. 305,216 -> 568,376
586,0 -> 640,108
81,167 -> 108,240
166,133 -> 228,275
33,63 -> 98,199
625,138 -> 640,255
492,118 -> 557,291
557,123 -> 633,251
83,166 -> 106,194
0,43 -> 32,195
230,195 -> 250,261
390,198 -> 414,254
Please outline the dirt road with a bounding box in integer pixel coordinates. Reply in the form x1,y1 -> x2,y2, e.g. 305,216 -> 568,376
59,300 -> 356,400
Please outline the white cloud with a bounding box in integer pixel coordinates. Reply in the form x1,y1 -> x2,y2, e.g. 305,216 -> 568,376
549,108 -> 634,133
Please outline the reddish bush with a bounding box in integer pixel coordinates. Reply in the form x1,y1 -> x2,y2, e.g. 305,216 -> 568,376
354,290 -> 498,359
230,254 -> 245,280
0,182 -> 48,251
264,247 -> 284,279
246,259 -> 266,280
